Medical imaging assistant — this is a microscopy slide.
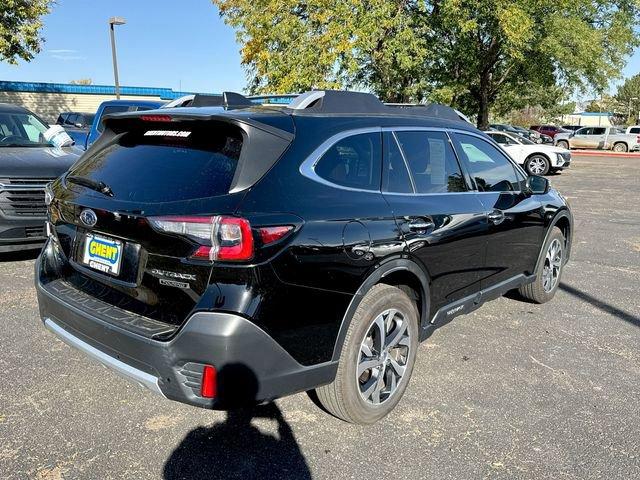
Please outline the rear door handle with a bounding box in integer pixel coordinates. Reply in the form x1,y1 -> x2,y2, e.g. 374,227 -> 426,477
487,210 -> 505,225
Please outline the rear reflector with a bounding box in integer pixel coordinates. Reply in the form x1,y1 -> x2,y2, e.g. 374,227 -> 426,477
201,365 -> 217,398
259,225 -> 293,245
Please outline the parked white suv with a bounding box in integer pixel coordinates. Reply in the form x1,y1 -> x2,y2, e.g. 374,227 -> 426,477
486,130 -> 571,175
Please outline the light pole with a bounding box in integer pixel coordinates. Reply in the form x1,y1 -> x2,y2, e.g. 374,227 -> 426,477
108,17 -> 126,99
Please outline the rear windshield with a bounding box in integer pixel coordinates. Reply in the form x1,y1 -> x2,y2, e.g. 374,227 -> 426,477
67,122 -> 243,202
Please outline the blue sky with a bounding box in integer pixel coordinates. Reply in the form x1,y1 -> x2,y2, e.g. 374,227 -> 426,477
0,0 -> 638,96
0,0 -> 245,94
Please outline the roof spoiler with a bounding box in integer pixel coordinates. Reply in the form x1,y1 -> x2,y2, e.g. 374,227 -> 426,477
187,92 -> 255,109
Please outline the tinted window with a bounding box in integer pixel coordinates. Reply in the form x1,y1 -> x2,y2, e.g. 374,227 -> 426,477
84,114 -> 95,126
592,127 -> 606,135
382,132 -> 412,193
316,133 -> 381,191
489,133 -> 512,145
451,133 -> 519,192
68,122 -> 242,202
56,114 -> 66,125
630,127 -> 640,134
97,106 -> 130,132
395,131 -> 466,193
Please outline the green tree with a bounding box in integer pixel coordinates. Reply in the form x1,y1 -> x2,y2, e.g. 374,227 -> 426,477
0,0 -> 52,64
614,74 -> 640,123
213,0 -> 640,129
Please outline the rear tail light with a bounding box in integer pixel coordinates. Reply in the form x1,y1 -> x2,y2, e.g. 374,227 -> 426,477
148,215 -> 254,262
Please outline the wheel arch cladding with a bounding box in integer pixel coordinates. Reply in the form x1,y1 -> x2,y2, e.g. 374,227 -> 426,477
331,258 -> 431,362
535,210 -> 573,273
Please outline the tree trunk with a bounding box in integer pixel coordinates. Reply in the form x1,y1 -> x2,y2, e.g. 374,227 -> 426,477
477,71 -> 491,130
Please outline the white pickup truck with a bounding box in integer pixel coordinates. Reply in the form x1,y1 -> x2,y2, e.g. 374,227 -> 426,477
554,127 -> 640,152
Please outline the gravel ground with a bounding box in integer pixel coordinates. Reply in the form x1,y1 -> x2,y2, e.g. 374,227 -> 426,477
0,154 -> 638,479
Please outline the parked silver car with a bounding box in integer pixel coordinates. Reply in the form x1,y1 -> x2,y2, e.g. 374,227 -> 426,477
555,126 -> 640,152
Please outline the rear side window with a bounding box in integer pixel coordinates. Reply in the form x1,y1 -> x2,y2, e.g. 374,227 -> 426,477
394,131 -> 466,193
68,122 -> 243,202
315,132 -> 381,191
382,132 -> 412,193
451,133 -> 520,192
629,127 -> 640,134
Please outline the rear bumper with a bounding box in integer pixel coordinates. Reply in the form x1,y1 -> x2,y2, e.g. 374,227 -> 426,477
36,240 -> 337,409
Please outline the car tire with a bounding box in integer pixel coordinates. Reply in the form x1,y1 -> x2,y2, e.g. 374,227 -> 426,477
525,155 -> 550,176
518,227 -> 565,304
314,284 -> 419,424
613,142 -> 628,153
556,140 -> 569,150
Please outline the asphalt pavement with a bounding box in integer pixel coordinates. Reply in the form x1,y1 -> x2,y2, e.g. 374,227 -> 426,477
0,154 -> 638,479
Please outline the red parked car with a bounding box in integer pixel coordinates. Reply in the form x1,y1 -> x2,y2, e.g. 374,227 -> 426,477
530,125 -> 571,139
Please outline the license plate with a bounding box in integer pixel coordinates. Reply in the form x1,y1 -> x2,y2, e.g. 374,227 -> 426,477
82,233 -> 123,275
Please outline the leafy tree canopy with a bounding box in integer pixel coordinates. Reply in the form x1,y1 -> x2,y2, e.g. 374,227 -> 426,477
0,0 -> 52,64
214,0 -> 640,128
614,73 -> 640,122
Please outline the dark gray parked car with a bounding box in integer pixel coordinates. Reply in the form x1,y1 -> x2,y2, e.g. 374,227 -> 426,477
0,103 -> 79,252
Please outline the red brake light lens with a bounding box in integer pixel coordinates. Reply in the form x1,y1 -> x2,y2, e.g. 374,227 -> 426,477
148,215 -> 254,262
140,114 -> 172,122
259,226 -> 293,245
216,217 -> 253,261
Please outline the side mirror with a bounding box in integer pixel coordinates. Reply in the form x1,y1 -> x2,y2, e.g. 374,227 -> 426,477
526,175 -> 549,195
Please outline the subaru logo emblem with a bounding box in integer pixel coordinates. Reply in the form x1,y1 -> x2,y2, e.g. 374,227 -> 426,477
79,209 -> 98,227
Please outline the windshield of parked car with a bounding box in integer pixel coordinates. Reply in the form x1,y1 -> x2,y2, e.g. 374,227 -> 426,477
0,112 -> 53,147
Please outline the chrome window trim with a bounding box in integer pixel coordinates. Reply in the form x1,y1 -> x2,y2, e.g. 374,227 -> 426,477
299,125 -> 530,195
299,127 -> 383,193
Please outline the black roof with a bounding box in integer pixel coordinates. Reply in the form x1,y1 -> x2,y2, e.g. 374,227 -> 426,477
102,90 -> 479,137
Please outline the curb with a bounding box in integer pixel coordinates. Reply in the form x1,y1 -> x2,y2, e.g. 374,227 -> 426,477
571,150 -> 640,158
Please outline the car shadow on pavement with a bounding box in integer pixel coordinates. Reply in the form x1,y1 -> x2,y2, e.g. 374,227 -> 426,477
163,364 -> 311,480
559,282 -> 640,328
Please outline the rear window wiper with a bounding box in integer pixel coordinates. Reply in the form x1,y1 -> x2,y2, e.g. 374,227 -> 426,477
66,175 -> 114,197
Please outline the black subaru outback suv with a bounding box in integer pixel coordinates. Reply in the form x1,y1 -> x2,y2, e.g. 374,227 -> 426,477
36,91 -> 572,424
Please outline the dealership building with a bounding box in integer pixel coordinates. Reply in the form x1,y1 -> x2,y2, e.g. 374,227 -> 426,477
0,81 -> 203,123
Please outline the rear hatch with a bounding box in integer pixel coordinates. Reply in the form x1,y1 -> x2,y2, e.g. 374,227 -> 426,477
45,111 -> 293,339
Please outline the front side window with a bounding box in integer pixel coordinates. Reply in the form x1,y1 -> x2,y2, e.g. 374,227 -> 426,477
0,112 -> 52,147
394,131 -> 466,194
451,133 -> 520,192
315,132 -> 381,191
592,127 -> 606,135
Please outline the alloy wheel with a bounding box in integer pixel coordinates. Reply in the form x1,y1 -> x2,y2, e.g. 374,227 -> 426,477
528,157 -> 547,175
542,238 -> 562,292
356,308 -> 412,405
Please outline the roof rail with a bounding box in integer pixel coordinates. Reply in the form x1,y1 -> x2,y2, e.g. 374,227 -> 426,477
288,90 -> 389,114
284,90 -> 469,123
